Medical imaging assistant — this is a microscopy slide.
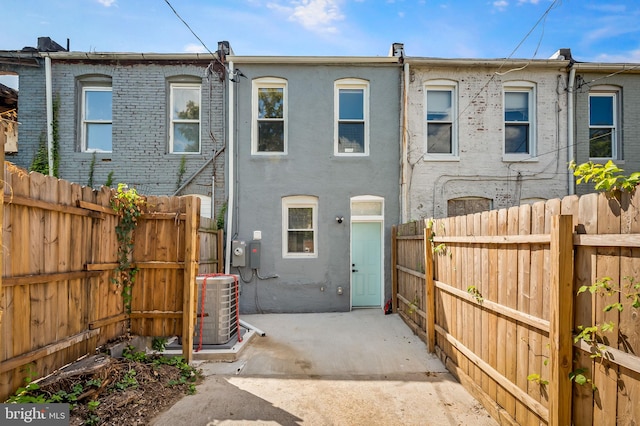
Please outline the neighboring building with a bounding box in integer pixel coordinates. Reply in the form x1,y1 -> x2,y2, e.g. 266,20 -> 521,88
226,51 -> 402,313
570,62 -> 640,195
401,51 -> 573,220
0,82 -> 18,153
0,38 -> 229,218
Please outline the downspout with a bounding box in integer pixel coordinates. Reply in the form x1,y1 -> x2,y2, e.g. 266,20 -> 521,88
45,56 -> 54,176
400,62 -> 409,222
224,61 -> 235,273
567,65 -> 576,195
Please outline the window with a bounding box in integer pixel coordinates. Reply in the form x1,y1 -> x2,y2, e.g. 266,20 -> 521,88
282,196 -> 318,258
504,82 -> 535,157
252,78 -> 287,154
335,79 -> 369,155
81,86 -> 112,152
447,197 -> 492,217
589,91 -> 619,159
425,81 -> 457,157
170,83 -> 201,153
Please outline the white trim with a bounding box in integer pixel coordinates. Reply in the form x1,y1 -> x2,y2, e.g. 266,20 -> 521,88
334,78 -> 370,156
169,82 -> 201,154
252,77 -> 288,155
282,195 -> 318,259
588,88 -> 620,160
424,79 -> 458,159
503,81 -> 536,160
81,86 -> 112,153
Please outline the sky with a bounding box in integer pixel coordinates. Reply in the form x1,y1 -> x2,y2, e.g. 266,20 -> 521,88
1,0 -> 640,89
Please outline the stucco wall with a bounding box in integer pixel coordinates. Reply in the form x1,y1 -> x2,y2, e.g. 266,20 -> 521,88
573,72 -> 640,195
230,63 -> 401,313
405,64 -> 570,220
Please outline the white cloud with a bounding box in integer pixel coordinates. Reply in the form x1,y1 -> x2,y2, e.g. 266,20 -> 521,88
268,0 -> 345,33
97,0 -> 116,7
592,49 -> 640,63
184,43 -> 207,54
518,0 -> 540,4
493,1 -> 508,11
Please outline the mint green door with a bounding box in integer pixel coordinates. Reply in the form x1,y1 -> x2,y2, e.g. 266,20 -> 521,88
351,222 -> 382,307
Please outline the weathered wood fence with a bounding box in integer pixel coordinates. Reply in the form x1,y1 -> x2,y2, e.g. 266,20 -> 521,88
392,192 -> 640,426
0,164 -> 223,402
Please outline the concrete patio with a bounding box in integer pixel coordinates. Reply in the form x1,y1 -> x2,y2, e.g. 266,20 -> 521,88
151,309 -> 496,425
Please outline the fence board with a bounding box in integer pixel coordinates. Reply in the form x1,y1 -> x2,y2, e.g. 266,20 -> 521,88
1,164 -> 223,402
393,191 -> 640,426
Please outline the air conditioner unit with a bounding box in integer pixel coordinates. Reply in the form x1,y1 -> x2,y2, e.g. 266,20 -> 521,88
194,275 -> 238,345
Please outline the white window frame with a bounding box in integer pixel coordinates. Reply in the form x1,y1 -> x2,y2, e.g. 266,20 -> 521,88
170,83 -> 201,154
424,80 -> 458,160
81,86 -> 112,153
252,77 -> 288,155
503,81 -> 536,161
334,78 -> 369,156
282,196 -> 318,259
588,88 -> 619,160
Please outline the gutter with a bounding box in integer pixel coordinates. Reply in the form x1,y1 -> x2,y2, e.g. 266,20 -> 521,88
224,61 -> 235,274
45,56 -> 54,176
227,56 -> 400,65
567,65 -> 576,195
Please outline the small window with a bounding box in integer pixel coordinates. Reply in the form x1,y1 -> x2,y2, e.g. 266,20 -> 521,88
170,83 -> 201,153
447,197 -> 492,217
335,78 -> 369,156
282,196 -> 318,258
252,78 -> 287,154
82,86 -> 112,152
425,81 -> 457,157
589,91 -> 619,159
504,82 -> 535,157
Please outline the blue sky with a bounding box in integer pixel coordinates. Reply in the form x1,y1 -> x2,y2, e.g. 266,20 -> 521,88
1,0 -> 639,88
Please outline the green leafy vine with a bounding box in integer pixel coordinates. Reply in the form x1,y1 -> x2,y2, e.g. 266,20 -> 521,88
110,183 -> 146,313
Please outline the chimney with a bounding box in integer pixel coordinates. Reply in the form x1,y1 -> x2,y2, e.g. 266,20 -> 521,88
37,37 -> 67,52
389,42 -> 405,59
549,48 -> 572,61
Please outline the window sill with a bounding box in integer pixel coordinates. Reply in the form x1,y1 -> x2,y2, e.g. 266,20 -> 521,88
423,155 -> 460,162
251,152 -> 288,156
502,155 -> 538,163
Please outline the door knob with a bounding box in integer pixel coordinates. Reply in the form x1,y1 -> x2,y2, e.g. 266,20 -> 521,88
352,269 -> 358,272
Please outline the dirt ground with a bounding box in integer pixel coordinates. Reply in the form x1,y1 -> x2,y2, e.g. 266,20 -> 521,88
12,352 -> 201,426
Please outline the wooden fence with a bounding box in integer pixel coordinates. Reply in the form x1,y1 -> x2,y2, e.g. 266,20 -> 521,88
392,192 -> 640,426
0,164 -> 223,402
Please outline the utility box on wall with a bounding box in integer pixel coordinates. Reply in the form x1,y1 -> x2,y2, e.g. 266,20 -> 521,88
231,240 -> 246,267
248,241 -> 261,269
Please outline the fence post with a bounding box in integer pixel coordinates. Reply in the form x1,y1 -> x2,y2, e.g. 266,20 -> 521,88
424,223 -> 435,353
391,225 -> 398,313
182,196 -> 200,363
549,214 -> 574,426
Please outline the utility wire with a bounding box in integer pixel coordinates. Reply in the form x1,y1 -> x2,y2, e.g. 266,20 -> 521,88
162,0 -> 221,63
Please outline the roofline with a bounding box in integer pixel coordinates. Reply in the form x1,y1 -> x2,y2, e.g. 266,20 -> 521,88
40,51 -> 220,61
405,57 -> 571,68
571,62 -> 640,73
227,55 -> 401,65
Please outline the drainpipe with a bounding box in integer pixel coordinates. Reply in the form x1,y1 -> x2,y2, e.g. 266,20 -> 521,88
224,61 -> 235,273
400,62 -> 409,222
45,56 -> 54,176
567,66 -> 576,195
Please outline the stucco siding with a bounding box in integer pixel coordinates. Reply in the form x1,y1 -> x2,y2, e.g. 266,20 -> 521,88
231,63 -> 401,313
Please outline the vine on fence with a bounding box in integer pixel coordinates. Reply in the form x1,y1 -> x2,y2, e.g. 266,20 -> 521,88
110,184 -> 146,313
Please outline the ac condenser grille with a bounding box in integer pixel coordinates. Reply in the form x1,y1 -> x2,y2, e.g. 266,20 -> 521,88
194,275 -> 238,345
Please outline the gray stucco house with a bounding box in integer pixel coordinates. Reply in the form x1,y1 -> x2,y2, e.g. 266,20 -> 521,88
0,38 -> 228,217
225,50 -> 402,313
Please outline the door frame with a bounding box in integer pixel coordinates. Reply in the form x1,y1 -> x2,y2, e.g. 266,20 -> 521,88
350,195 -> 384,310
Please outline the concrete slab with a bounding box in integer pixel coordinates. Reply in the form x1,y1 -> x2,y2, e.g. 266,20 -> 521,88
151,310 -> 496,425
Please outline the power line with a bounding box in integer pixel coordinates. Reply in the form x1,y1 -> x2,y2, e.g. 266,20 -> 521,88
162,0 -> 217,59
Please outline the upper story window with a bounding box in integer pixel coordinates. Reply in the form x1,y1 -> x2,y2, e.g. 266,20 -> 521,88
504,82 -> 536,158
589,89 -> 619,159
335,78 -> 369,156
81,86 -> 112,152
425,80 -> 457,158
252,77 -> 287,154
282,196 -> 318,258
170,83 -> 201,154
